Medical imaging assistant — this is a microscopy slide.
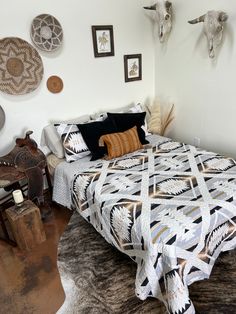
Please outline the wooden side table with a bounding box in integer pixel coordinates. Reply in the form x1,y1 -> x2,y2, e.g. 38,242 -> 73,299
6,200 -> 46,251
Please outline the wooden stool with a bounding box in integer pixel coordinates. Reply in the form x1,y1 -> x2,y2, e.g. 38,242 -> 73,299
6,200 -> 46,251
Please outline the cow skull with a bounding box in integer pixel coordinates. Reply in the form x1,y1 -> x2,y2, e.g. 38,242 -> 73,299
188,10 -> 228,58
144,1 -> 172,43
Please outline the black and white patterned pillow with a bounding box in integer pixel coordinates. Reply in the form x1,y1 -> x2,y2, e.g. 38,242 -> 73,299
54,123 -> 90,162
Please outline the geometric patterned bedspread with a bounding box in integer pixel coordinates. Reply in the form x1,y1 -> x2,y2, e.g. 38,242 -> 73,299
71,139 -> 236,314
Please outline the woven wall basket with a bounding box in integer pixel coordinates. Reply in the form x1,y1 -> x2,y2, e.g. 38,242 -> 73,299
0,37 -> 44,95
0,105 -> 5,130
31,14 -> 63,52
47,76 -> 63,93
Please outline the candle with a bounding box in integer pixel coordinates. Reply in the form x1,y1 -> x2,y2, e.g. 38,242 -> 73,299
12,190 -> 24,204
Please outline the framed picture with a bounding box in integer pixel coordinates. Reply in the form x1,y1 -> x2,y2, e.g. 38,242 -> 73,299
124,54 -> 142,82
92,25 -> 115,57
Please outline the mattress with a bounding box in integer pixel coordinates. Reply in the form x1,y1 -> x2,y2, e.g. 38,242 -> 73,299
53,134 -> 236,314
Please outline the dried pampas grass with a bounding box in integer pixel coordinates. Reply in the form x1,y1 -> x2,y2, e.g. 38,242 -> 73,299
161,103 -> 174,136
147,101 -> 162,134
147,101 -> 174,136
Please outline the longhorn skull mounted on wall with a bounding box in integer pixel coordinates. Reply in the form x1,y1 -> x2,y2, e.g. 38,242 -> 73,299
144,1 -> 172,43
188,10 -> 228,58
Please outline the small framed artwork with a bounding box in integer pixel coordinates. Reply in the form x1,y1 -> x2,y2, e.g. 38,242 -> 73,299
92,25 -> 115,57
124,54 -> 142,82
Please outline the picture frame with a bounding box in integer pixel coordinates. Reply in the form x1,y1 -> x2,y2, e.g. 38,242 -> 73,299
92,25 -> 115,57
124,54 -> 142,82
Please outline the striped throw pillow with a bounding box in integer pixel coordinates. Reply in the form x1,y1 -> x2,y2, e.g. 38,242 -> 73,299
99,126 -> 143,160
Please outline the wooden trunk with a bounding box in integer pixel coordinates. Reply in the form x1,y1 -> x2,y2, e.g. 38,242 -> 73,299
6,200 -> 46,251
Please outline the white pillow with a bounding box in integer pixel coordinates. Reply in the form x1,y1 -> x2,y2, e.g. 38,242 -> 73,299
40,114 -> 90,158
90,103 -> 135,121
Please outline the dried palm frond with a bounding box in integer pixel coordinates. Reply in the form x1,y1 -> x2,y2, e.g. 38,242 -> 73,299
160,104 -> 174,136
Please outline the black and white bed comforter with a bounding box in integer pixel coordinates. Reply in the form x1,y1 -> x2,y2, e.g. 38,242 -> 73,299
55,137 -> 236,314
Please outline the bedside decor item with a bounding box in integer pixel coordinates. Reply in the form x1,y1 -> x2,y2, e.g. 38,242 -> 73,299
188,11 -> 228,58
144,1 -> 172,43
0,37 -> 44,95
124,54 -> 142,82
12,189 -> 30,214
0,105 -> 5,130
92,25 -> 114,57
47,75 -> 63,93
12,189 -> 24,206
6,200 -> 46,251
31,14 -> 63,52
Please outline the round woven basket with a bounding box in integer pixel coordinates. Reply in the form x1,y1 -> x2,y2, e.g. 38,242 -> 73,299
0,37 -> 44,95
0,105 -> 5,130
31,14 -> 63,52
47,76 -> 63,93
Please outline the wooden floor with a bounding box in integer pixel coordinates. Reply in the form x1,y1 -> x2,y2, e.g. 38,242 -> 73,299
0,203 -> 72,314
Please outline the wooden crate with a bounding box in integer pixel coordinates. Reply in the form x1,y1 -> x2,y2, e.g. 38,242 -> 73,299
6,200 -> 46,251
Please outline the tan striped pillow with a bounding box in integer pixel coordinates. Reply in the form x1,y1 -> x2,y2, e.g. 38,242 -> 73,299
99,126 -> 143,160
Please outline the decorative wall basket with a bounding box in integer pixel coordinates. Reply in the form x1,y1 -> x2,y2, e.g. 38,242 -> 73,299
0,105 -> 5,130
47,76 -> 63,93
0,37 -> 44,95
31,14 -> 63,52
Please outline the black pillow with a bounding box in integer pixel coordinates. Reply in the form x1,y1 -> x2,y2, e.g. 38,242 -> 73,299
77,118 -> 117,161
107,112 -> 149,145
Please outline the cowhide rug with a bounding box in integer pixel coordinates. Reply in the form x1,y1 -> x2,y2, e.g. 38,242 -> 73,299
57,212 -> 236,314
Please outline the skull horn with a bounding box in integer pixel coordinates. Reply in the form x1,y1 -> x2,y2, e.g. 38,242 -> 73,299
219,12 -> 228,22
165,1 -> 172,11
143,4 -> 157,11
188,14 -> 206,24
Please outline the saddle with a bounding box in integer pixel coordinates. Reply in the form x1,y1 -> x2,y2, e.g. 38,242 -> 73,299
0,131 -> 47,203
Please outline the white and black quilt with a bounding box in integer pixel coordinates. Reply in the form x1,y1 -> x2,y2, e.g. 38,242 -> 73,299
71,139 -> 236,314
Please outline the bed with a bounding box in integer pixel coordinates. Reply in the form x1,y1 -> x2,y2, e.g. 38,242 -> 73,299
53,133 -> 236,314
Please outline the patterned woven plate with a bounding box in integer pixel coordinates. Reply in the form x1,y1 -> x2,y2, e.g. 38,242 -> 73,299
0,37 -> 44,95
31,14 -> 63,52
47,75 -> 63,93
0,105 -> 5,130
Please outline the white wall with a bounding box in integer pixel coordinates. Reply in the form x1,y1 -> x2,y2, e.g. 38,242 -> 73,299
0,0 -> 155,155
155,0 -> 236,157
